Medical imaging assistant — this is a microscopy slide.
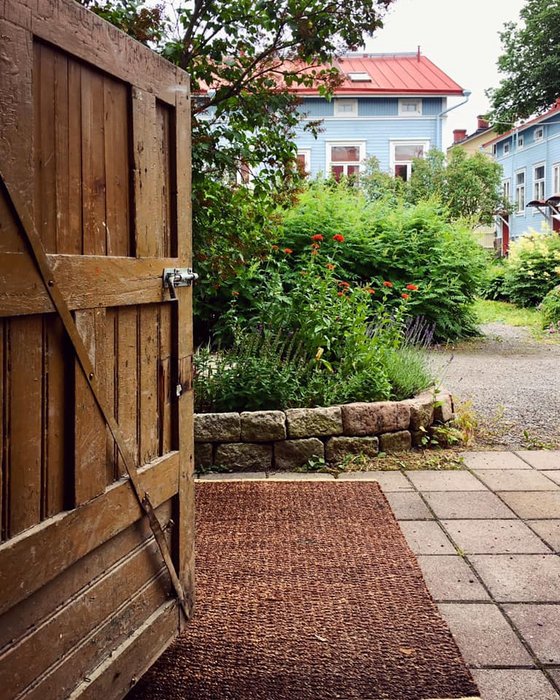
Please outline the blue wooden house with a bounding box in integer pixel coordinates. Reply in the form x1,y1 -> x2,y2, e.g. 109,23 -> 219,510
291,52 -> 466,180
484,99 -> 560,254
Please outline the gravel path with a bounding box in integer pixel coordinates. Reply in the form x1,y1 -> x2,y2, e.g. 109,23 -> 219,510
430,323 -> 560,449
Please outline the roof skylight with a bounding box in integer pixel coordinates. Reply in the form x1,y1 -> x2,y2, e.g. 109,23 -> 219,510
347,72 -> 372,82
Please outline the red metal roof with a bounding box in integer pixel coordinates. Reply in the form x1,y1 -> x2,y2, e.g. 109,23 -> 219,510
289,53 -> 464,96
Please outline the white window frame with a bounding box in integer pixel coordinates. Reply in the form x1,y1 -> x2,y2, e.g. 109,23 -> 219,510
534,126 -> 544,142
333,99 -> 358,117
517,134 -> 524,149
398,98 -> 422,116
502,179 -> 511,204
553,163 -> 560,194
533,162 -> 546,204
389,139 -> 430,182
503,142 -> 510,156
296,149 -> 311,176
325,141 -> 366,179
515,169 -> 526,214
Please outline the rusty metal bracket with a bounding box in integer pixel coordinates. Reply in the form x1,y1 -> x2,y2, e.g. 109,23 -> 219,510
0,170 -> 191,623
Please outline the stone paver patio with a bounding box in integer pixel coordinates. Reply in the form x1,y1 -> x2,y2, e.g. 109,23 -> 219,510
197,449 -> 560,700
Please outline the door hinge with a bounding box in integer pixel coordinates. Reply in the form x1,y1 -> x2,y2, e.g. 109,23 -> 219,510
163,268 -> 199,300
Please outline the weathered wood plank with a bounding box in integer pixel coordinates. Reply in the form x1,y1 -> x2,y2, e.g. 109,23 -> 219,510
104,79 -> 131,257
1,538 -> 167,697
132,87 -> 158,257
139,305 -> 159,465
116,306 -> 139,477
0,500 -> 172,652
74,308 -> 106,506
103,307 -> 117,483
0,451 -> 179,616
25,574 -> 171,700
7,316 -> 43,536
54,48 -> 71,253
81,66 -> 107,255
69,601 -> 178,700
67,57 -> 84,254
0,254 -> 182,317
0,321 -> 4,542
158,303 -> 173,456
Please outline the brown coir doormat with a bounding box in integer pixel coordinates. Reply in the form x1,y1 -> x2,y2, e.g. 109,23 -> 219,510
130,481 -> 479,700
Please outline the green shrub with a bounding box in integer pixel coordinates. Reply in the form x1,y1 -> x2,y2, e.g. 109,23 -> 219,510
540,284 -> 560,329
479,261 -> 509,301
279,181 -> 486,341
503,229 -> 560,307
381,346 -> 434,401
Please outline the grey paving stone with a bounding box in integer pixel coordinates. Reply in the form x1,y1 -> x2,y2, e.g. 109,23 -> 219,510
499,492 -> 560,519
469,554 -> 560,602
424,491 -> 516,520
437,603 -> 533,667
399,520 -> 455,555
505,604 -> 560,665
542,471 -> 560,486
549,669 -> 560,689
337,470 -> 413,491
385,491 -> 433,520
462,451 -> 531,470
515,450 -> 560,470
442,520 -> 551,555
417,555 -> 489,601
406,470 -> 488,492
472,669 -> 560,700
196,472 -> 270,481
473,469 -> 560,492
527,521 -> 560,552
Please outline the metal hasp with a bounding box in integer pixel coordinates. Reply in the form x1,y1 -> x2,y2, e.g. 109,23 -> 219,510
163,267 -> 199,300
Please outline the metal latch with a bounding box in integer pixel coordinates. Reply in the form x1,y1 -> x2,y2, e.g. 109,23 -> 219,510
163,268 -> 199,300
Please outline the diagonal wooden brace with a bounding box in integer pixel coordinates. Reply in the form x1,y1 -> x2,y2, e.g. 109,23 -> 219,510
0,170 -> 191,622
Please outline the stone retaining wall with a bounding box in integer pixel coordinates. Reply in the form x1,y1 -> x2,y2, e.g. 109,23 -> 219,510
194,389 -> 454,472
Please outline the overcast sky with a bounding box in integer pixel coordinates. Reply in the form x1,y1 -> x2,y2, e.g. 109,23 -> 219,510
365,0 -> 527,146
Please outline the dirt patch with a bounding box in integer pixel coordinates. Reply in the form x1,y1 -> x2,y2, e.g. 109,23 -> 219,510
431,324 -> 560,449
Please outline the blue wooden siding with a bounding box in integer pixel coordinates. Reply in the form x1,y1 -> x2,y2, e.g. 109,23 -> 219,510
295,97 -> 441,176
494,116 -> 560,239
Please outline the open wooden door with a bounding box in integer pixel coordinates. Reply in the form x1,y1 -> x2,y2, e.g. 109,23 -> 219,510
0,1 -> 194,698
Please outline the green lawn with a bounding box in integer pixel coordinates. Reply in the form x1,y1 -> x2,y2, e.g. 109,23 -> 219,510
473,299 -> 543,333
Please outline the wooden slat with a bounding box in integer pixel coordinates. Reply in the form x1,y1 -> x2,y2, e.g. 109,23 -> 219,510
0,451 -> 179,616
0,500 -> 172,652
174,84 -> 196,614
116,306 -> 139,477
0,321 -> 3,542
0,253 -> 181,317
81,66 -> 107,255
158,304 -> 173,456
0,188 -> 25,253
104,308 -> 117,483
1,538 -> 167,697
54,48 -> 71,253
132,87 -> 158,257
67,58 -> 83,254
7,316 -> 43,536
69,601 -> 178,700
104,79 -> 131,257
139,306 -> 159,465
74,308 -> 108,506
25,574 -> 171,700
44,316 -> 67,518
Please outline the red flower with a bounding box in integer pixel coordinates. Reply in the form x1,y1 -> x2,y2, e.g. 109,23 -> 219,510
382,281 -> 393,288
232,291 -> 239,296
333,234 -> 345,243
364,288 -> 375,295
406,283 -> 418,291
401,293 -> 410,300
283,248 -> 293,254
326,263 -> 335,271
311,242 -> 321,250
337,291 -> 345,297
311,249 -> 318,256
311,234 -> 324,241
271,245 -> 279,250
338,281 -> 350,288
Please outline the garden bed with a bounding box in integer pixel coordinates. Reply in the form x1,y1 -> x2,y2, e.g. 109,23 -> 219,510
194,388 -> 454,472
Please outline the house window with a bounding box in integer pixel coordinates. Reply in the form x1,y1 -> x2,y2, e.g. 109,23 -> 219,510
492,144 -> 497,156
503,179 -> 511,204
553,163 -> 560,194
534,127 -> 544,142
390,141 -> 428,181
333,99 -> 358,117
326,142 -> 364,180
398,99 -> 422,116
503,143 -> 510,156
533,164 -> 545,201
517,134 -> 524,149
296,150 -> 311,176
515,170 -> 526,213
